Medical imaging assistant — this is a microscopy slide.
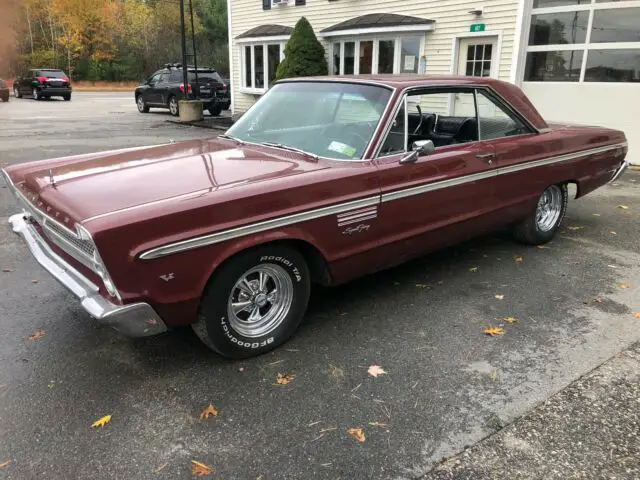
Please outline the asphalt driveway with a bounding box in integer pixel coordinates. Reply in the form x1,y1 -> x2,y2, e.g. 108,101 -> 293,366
0,93 -> 639,479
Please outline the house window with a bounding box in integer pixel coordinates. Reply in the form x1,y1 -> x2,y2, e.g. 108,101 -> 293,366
524,3 -> 640,83
331,36 -> 422,75
241,42 -> 286,92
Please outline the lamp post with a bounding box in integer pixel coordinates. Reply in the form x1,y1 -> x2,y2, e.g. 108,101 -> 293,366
179,0 -> 189,98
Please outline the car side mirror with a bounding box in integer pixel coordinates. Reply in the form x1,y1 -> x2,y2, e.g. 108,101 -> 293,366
399,140 -> 435,164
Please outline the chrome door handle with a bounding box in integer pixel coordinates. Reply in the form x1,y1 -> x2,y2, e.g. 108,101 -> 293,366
476,152 -> 495,165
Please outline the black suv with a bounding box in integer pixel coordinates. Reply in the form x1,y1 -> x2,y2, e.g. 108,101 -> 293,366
14,69 -> 72,101
0,79 -> 9,102
135,64 -> 230,116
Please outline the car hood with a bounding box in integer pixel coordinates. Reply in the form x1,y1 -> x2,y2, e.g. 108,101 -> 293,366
6,138 -> 326,224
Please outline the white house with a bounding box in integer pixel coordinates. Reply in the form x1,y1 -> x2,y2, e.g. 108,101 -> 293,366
226,0 -> 640,163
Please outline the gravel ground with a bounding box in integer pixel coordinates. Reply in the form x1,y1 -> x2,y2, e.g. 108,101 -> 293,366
426,342 -> 640,479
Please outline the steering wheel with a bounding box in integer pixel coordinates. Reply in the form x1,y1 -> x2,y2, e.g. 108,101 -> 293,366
412,104 -> 423,135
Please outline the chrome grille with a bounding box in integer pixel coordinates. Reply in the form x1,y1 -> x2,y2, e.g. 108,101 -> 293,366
44,221 -> 96,259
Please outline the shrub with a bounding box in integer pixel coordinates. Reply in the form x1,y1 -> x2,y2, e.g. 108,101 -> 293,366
275,17 -> 327,81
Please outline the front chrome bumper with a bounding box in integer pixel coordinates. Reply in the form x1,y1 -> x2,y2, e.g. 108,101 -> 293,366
9,213 -> 167,337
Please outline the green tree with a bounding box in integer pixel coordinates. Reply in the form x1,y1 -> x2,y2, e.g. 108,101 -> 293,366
275,17 -> 327,80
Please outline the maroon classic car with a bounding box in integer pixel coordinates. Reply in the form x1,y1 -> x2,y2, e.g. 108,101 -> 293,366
2,76 -> 629,358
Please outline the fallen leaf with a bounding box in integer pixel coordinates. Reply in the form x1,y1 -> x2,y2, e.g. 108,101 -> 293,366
619,283 -> 630,289
347,427 -> 365,443
611,231 -> 617,235
594,297 -> 604,303
200,405 -> 218,419
592,213 -> 601,217
238,367 -> 245,372
567,226 -> 583,231
607,265 -> 618,269
28,329 -> 46,341
504,316 -> 518,324
91,415 -> 112,428
191,460 -> 214,477
0,460 -> 11,469
483,326 -> 505,337
617,205 -> 629,210
367,365 -> 387,378
276,372 -> 295,385
490,370 -> 498,381
31,279 -> 39,284
514,256 -> 523,264
2,267 -> 14,273
468,267 -> 478,272
536,245 -> 547,250
415,284 -> 429,288
494,294 -> 504,300
632,312 -> 640,319
368,421 -> 389,428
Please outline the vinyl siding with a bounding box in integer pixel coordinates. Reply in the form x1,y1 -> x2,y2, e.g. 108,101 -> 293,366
229,0 -> 520,114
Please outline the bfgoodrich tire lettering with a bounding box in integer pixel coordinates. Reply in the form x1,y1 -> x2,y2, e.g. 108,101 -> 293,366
193,246 -> 310,358
512,183 -> 568,245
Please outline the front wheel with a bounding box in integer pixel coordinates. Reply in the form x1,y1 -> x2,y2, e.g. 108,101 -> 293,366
193,246 -> 311,358
32,88 -> 40,100
136,95 -> 149,113
14,86 -> 22,98
512,184 -> 568,245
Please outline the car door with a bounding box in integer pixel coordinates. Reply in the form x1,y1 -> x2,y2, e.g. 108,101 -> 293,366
373,88 -> 501,265
154,72 -> 172,106
144,72 -> 163,105
473,88 -> 548,222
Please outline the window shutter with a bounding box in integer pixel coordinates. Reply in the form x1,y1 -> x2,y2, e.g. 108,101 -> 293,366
295,0 -> 306,5
263,0 -> 271,10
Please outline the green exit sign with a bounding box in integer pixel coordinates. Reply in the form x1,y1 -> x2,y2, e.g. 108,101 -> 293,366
470,23 -> 486,32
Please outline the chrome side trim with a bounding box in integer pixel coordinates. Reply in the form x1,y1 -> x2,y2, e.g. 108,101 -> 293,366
381,169 -> 497,203
495,142 -> 627,176
139,195 -> 380,260
338,213 -> 378,227
8,213 -> 167,337
139,142 -> 626,260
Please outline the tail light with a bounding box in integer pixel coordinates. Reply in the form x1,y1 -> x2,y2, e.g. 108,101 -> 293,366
36,76 -> 48,84
179,83 -> 193,94
62,76 -> 70,83
220,83 -> 228,92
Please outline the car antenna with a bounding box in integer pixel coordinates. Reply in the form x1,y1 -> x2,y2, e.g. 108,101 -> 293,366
49,168 -> 56,187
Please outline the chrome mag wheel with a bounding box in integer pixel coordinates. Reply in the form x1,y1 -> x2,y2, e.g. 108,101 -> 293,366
227,264 -> 294,338
536,185 -> 563,232
169,97 -> 178,116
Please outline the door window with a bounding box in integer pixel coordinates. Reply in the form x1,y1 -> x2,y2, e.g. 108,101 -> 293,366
148,73 -> 162,85
379,89 -> 479,155
475,91 -> 531,139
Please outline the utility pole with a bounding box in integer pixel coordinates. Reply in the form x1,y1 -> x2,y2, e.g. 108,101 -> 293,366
189,0 -> 199,97
179,0 -> 189,99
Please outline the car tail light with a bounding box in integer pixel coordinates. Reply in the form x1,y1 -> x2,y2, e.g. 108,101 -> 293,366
62,76 -> 70,83
179,83 -> 192,94
36,76 -> 48,84
220,83 -> 228,92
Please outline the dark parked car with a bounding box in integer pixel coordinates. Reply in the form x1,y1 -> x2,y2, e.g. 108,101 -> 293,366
13,69 -> 72,101
0,79 -> 9,102
135,64 -> 230,116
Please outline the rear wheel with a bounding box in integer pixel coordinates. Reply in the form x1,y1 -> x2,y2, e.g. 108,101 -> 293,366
512,184 -> 568,245
208,104 -> 222,116
14,86 -> 22,98
192,245 -> 310,358
136,95 -> 149,113
63,94 -> 71,101
168,96 -> 179,116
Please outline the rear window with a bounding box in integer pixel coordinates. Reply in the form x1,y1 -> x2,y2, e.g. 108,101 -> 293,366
37,70 -> 66,78
189,71 -> 222,82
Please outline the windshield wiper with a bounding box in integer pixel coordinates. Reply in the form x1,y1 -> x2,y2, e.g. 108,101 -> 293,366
260,142 -> 319,161
218,134 -> 243,144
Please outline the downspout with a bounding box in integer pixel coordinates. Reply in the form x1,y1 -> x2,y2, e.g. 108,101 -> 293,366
227,0 -> 234,117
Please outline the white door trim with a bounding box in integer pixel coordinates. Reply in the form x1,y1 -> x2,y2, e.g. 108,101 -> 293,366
449,31 -> 504,79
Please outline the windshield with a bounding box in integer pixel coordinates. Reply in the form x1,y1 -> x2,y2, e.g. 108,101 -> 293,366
226,81 -> 392,160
